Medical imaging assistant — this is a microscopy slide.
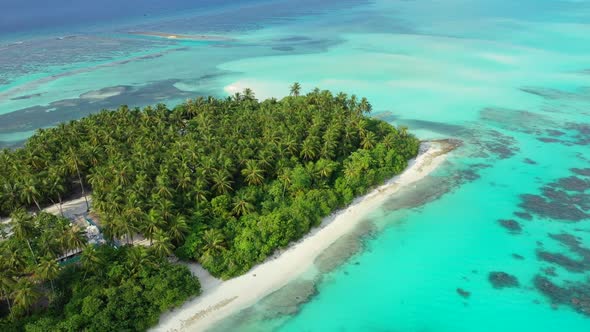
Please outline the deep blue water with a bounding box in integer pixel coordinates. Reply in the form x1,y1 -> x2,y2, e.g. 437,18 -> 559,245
0,0 -> 244,36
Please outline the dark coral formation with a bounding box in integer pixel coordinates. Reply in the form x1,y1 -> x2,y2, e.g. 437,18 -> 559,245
519,168 -> 590,222
567,123 -> 590,146
497,219 -> 522,233
536,233 -> 590,273
534,123 -> 590,146
477,130 -> 520,159
537,137 -> 562,143
543,267 -> 557,277
512,253 -> 525,260
488,272 -> 520,289
520,194 -> 588,221
534,276 -> 572,303
514,211 -> 533,220
555,176 -> 590,192
537,233 -> 590,273
456,288 -> 471,298
546,129 -> 566,137
571,168 -> 590,177
536,251 -> 587,273
534,276 -> 590,316
454,164 -> 491,182
520,87 -> 564,100
479,107 -> 549,136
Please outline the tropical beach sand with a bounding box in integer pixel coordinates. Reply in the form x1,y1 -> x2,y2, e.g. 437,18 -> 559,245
153,140 -> 455,332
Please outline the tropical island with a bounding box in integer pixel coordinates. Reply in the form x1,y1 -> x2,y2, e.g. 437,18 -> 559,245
0,85 -> 424,331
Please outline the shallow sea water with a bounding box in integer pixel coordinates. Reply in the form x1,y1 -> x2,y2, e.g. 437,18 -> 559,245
1,1 -> 590,331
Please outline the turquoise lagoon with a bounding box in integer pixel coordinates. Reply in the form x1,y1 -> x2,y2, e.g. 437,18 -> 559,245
2,0 -> 590,331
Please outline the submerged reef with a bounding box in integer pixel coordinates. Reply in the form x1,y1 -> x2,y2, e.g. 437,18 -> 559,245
571,168 -> 590,177
513,211 -> 533,220
472,129 -> 520,159
535,122 -> 590,146
536,251 -> 587,273
488,272 -> 520,289
479,107 -> 550,136
456,288 -> 471,298
536,232 -> 590,273
534,232 -> 590,316
497,219 -> 522,234
535,276 -> 590,316
519,169 -> 590,222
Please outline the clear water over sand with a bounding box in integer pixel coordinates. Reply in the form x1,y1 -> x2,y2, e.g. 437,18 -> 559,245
2,1 -> 590,331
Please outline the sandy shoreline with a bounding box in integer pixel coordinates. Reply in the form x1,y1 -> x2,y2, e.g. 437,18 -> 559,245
152,140 -> 455,332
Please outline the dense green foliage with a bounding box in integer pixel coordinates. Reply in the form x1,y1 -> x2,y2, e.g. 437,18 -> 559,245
1,87 -> 419,279
0,212 -> 200,331
1,87 -> 418,328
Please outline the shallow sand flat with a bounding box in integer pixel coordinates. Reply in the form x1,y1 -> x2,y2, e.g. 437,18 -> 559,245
128,31 -> 233,41
153,140 -> 455,332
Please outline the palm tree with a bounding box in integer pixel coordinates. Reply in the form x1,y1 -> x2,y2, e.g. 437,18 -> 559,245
103,217 -> 124,244
20,177 -> 42,211
315,159 -> 336,179
1,182 -> 20,214
241,160 -> 264,186
117,217 -> 138,245
80,246 -> 103,279
277,170 -> 292,199
284,136 -> 299,156
142,209 -> 163,245
300,137 -> 319,161
62,225 -> 87,254
193,179 -> 210,211
155,173 -> 173,200
361,131 -> 376,150
5,248 -> 26,273
35,256 -> 60,293
176,169 -> 192,191
399,125 -> 409,137
290,82 -> 301,97
382,133 -> 395,149
232,192 -> 254,217
157,199 -> 174,223
358,97 -> 372,115
211,170 -> 233,195
0,262 -> 15,315
44,172 -> 65,217
344,162 -> 360,182
125,246 -> 151,276
151,230 -> 173,258
63,147 -> 90,211
243,88 -> 255,101
11,279 -> 40,314
167,215 -> 189,244
200,229 -> 226,264
10,209 -> 37,263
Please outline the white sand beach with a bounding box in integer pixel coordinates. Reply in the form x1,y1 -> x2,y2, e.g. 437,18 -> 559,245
153,140 -> 454,332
